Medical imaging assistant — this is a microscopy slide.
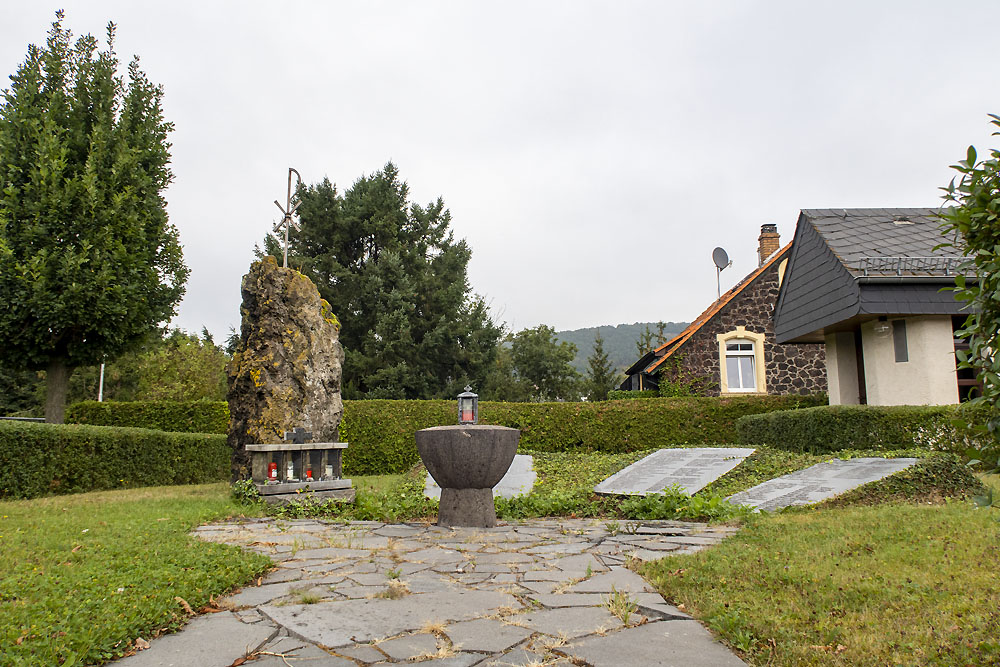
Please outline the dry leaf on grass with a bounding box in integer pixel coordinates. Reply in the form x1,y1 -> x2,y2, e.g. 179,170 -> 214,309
175,596 -> 194,616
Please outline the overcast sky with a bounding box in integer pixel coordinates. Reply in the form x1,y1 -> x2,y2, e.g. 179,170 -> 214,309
4,1 -> 999,342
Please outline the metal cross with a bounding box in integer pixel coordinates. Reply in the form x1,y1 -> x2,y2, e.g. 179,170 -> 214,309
273,167 -> 303,268
283,426 -> 313,444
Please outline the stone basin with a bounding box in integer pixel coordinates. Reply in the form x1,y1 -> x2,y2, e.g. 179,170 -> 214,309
415,425 -> 520,527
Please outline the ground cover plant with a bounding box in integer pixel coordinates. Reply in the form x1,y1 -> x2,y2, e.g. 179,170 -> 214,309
243,448 -> 758,523
241,446 -> 964,523
0,483 -> 269,666
640,500 -> 1000,666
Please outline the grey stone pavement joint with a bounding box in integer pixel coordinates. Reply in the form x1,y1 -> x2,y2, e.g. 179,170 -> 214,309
119,518 -> 746,666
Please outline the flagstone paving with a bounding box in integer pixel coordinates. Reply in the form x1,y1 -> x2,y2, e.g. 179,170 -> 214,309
116,518 -> 744,666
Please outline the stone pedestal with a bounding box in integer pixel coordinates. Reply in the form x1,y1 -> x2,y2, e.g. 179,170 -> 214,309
415,425 -> 520,527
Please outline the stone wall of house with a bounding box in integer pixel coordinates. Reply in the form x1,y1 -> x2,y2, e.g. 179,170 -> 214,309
659,258 -> 827,397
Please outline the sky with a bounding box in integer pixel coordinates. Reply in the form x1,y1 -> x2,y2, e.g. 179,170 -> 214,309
3,1 -> 1000,342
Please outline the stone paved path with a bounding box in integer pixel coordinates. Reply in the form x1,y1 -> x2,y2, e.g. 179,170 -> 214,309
117,518 -> 745,666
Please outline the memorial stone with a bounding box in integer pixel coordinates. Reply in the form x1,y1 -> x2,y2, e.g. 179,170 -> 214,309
227,257 -> 345,481
727,457 -> 919,511
594,447 -> 755,496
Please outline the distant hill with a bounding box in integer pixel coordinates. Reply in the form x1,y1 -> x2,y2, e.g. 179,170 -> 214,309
555,321 -> 689,376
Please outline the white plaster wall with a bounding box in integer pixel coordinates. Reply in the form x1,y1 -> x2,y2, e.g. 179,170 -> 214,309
861,316 -> 958,406
825,331 -> 860,405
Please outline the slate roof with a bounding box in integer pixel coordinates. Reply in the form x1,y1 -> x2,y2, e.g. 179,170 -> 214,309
773,208 -> 969,344
624,243 -> 792,376
804,208 -> 966,278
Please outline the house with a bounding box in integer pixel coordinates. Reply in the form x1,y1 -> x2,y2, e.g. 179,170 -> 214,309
772,208 -> 973,406
621,225 -> 827,396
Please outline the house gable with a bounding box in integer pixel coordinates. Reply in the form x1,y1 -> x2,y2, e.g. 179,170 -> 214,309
643,243 -> 826,397
774,211 -> 860,343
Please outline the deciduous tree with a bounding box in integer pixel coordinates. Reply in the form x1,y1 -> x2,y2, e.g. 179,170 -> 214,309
508,325 -> 581,401
0,13 -> 187,422
940,113 -> 1000,468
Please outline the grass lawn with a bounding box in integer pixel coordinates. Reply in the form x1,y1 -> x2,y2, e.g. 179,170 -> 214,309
0,483 -> 270,666
1,448 -> 985,666
640,501 -> 1000,666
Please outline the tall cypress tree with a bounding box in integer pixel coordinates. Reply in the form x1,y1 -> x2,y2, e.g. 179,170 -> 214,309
0,13 -> 187,422
265,163 -> 502,399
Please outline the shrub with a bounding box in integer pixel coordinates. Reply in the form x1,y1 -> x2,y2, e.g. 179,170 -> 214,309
736,403 -> 992,455
817,454 -> 986,508
66,400 -> 229,434
67,395 -> 827,477
606,390 -> 660,400
340,395 -> 826,475
0,421 -> 229,499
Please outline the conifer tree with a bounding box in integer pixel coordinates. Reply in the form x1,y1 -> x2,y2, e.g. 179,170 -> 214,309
586,329 -> 618,401
0,13 -> 187,422
264,163 -> 501,398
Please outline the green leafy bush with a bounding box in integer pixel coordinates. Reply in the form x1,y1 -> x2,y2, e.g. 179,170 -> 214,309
67,395 -> 827,476
606,390 -> 660,400
817,454 -> 986,508
66,400 -> 229,434
736,403 -> 991,455
0,421 -> 229,499
342,395 -> 826,475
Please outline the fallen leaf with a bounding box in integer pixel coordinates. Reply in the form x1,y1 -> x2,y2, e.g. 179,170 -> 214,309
135,637 -> 150,651
175,596 -> 194,616
71,545 -> 82,553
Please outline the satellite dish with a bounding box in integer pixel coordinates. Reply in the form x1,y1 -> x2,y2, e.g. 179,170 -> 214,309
712,247 -> 730,271
712,247 -> 732,299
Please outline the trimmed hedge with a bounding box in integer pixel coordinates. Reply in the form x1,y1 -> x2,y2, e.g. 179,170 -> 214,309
606,390 -> 661,401
0,421 -> 229,499
66,400 -> 230,434
736,403 -> 992,455
339,395 -> 827,475
66,395 -> 827,476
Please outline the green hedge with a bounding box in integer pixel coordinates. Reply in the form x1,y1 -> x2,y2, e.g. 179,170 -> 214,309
339,395 -> 826,475
66,400 -> 230,434
0,421 -> 229,499
736,403 -> 992,455
606,390 -> 661,400
66,395 -> 827,476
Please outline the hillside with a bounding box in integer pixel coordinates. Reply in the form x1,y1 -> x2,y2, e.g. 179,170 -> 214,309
555,321 -> 689,376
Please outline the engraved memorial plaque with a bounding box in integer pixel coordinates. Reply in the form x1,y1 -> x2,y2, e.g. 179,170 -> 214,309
594,447 -> 756,496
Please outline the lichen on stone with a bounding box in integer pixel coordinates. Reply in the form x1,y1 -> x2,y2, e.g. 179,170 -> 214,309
226,258 -> 345,481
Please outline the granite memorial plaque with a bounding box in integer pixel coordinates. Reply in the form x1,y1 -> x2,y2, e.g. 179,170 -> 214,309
424,453 -> 536,500
594,447 -> 756,496
727,457 -> 919,511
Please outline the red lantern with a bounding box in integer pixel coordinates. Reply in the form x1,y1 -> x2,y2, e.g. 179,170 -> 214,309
268,462 -> 278,480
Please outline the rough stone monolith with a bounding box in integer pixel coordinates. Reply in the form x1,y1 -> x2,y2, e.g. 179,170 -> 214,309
227,256 -> 344,480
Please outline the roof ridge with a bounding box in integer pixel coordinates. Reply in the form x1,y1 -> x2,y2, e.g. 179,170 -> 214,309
644,241 -> 792,373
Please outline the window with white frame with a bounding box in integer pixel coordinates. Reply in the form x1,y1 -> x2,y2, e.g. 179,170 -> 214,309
725,338 -> 757,392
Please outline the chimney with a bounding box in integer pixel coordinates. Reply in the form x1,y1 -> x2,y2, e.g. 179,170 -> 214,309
758,224 -> 780,266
